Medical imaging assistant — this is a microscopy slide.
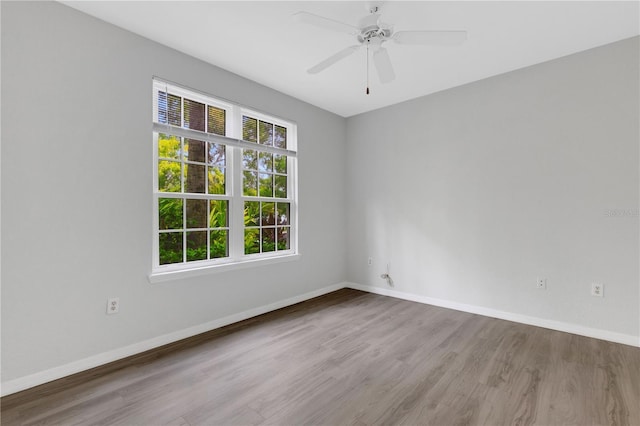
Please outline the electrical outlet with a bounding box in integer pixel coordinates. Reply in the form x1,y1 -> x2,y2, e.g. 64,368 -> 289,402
536,277 -> 546,290
107,297 -> 120,314
367,257 -> 373,266
591,283 -> 604,297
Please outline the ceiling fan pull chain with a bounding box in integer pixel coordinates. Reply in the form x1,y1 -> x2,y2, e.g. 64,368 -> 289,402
366,42 -> 370,95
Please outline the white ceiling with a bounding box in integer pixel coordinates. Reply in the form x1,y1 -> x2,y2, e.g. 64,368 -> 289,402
61,1 -> 639,117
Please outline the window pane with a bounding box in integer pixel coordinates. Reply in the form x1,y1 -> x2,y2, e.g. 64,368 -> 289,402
244,201 -> 260,226
186,231 -> 207,261
242,116 -> 257,142
259,121 -> 273,146
158,91 -> 168,123
158,160 -> 181,192
184,99 -> 205,131
159,198 -> 183,230
274,154 -> 287,174
274,125 -> 287,149
158,134 -> 181,160
243,171 -> 258,196
186,199 -> 207,229
210,230 -> 228,258
158,92 -> 181,126
207,166 -> 225,195
207,143 -> 225,167
277,203 -> 290,225
159,232 -> 183,264
184,139 -> 205,163
184,164 -> 206,194
259,173 -> 273,197
243,149 -> 257,170
262,228 -> 275,252
275,175 -> 287,198
262,202 -> 275,226
168,94 -> 181,126
277,227 -> 290,250
259,152 -> 273,172
208,106 -> 226,135
244,228 -> 260,254
209,200 -> 228,228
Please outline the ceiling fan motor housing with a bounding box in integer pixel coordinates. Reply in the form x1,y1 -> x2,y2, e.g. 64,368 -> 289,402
357,13 -> 393,44
357,26 -> 393,44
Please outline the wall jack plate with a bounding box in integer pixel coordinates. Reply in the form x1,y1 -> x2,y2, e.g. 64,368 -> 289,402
536,278 -> 546,290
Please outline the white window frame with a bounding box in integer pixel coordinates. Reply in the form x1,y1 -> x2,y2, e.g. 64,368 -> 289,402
150,79 -> 299,283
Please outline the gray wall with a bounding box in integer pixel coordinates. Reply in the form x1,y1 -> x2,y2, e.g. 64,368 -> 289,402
347,37 -> 639,338
1,1 -> 347,382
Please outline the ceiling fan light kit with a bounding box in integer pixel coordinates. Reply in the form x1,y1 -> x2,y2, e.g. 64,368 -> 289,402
294,4 -> 467,95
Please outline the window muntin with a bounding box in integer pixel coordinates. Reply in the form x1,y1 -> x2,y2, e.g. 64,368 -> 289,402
152,80 -> 297,275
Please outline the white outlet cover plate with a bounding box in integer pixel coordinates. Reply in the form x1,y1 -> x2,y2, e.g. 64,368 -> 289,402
107,297 -> 120,314
591,283 -> 604,297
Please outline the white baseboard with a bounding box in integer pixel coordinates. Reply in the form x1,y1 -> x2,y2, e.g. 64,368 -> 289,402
346,282 -> 639,348
0,282 -> 348,397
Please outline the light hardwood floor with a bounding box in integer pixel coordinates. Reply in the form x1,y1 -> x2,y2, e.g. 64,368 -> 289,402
2,289 -> 639,425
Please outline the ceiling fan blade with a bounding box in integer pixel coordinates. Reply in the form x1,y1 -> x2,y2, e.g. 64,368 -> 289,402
393,30 -> 467,46
308,45 -> 361,74
293,11 -> 359,35
373,47 -> 395,84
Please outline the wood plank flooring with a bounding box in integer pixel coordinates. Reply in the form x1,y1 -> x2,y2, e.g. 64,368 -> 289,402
2,289 -> 639,425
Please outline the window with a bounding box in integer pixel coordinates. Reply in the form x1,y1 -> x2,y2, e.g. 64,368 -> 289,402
152,80 -> 297,279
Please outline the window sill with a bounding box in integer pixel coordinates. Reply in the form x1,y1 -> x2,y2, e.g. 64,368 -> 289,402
148,253 -> 301,284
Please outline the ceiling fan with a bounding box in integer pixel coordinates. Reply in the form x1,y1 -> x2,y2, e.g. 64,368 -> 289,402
294,3 -> 467,94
